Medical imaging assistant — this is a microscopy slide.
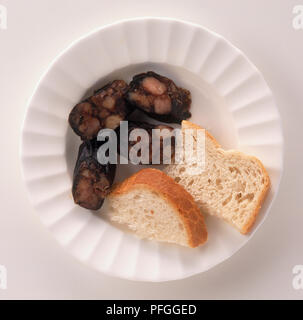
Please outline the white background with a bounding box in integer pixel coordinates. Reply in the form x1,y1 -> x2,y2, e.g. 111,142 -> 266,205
0,0 -> 302,299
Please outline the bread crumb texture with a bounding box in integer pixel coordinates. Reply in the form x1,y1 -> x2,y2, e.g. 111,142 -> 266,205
165,120 -> 270,234
108,168 -> 208,247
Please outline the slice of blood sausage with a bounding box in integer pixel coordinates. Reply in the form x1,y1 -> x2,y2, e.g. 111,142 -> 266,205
127,71 -> 191,123
69,80 -> 131,140
116,121 -> 176,164
72,139 -> 116,210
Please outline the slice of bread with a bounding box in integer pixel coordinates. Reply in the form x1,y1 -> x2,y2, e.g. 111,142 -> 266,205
164,120 -> 270,234
108,168 -> 208,248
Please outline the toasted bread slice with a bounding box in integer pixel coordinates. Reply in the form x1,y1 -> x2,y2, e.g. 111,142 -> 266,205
108,168 -> 208,248
164,121 -> 270,234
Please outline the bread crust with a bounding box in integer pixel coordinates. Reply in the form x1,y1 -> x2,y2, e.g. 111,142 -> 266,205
240,156 -> 270,234
182,120 -> 221,148
109,168 -> 208,247
181,120 -> 270,234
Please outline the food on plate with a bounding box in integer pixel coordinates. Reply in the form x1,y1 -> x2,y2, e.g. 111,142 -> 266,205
164,120 -> 270,234
108,168 -> 208,248
67,71 -> 270,241
127,71 -> 191,123
69,80 -> 131,140
72,139 -> 116,210
116,121 -> 176,164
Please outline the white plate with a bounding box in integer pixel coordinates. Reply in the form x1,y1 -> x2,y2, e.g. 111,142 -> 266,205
21,17 -> 283,282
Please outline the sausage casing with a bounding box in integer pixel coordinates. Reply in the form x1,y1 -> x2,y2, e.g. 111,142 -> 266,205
72,139 -> 116,210
69,80 -> 131,140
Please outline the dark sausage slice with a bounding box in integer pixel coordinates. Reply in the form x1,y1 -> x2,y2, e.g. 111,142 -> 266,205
69,80 -> 131,140
127,72 -> 191,123
116,121 -> 175,164
72,139 -> 116,210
